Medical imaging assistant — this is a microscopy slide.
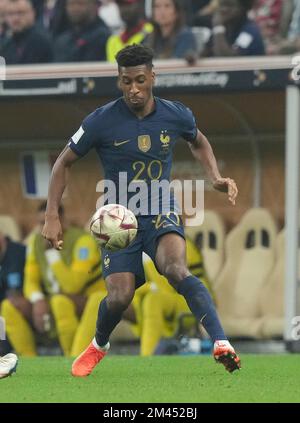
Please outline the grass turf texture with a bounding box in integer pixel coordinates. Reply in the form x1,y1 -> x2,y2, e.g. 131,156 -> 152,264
0,355 -> 300,403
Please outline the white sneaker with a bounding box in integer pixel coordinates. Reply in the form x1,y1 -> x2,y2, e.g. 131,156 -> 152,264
0,353 -> 18,379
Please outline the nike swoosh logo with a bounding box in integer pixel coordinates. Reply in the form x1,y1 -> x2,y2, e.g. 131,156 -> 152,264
114,139 -> 131,147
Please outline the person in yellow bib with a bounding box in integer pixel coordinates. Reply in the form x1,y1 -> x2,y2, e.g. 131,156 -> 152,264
1,202 -> 106,357
122,237 -> 214,356
106,0 -> 153,62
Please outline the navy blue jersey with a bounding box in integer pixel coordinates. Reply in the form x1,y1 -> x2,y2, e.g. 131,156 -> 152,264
68,97 -> 197,215
0,238 -> 26,302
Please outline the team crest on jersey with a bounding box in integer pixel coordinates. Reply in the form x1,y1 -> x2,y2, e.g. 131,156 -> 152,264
160,130 -> 170,150
138,135 -> 151,152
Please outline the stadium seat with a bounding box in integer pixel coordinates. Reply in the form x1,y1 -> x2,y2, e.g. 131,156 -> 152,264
215,208 -> 277,338
185,210 -> 225,286
0,215 -> 22,242
259,230 -> 285,338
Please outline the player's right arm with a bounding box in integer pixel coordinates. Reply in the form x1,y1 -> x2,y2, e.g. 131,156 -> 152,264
43,109 -> 104,249
42,146 -> 80,250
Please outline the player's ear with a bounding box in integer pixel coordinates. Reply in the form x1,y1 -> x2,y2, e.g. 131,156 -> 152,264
117,77 -> 121,90
152,71 -> 156,85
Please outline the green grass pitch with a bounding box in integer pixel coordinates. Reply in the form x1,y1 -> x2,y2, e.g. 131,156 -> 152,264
1,355 -> 300,403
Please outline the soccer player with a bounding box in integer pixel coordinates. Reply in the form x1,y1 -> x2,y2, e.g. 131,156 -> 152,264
0,353 -> 18,378
42,44 -> 241,375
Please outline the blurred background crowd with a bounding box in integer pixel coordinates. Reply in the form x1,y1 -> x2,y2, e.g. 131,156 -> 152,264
0,0 -> 299,65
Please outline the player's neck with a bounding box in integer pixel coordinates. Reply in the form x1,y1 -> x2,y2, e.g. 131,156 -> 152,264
125,96 -> 155,119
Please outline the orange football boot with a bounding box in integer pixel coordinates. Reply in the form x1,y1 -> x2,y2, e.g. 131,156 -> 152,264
213,340 -> 241,373
72,340 -> 110,377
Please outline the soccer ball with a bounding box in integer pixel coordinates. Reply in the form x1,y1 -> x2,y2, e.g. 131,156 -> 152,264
90,204 -> 138,251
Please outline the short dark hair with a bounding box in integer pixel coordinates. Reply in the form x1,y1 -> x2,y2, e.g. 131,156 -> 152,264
38,201 -> 64,216
116,44 -> 154,68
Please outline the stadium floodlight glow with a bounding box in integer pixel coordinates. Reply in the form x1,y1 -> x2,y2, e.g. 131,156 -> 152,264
0,56 -> 6,81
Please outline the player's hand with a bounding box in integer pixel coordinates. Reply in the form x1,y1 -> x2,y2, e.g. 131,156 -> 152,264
42,215 -> 63,250
32,299 -> 50,334
213,177 -> 238,205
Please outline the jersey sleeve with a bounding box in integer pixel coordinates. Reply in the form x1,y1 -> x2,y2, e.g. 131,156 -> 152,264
68,109 -> 103,157
177,103 -> 197,142
233,24 -> 265,56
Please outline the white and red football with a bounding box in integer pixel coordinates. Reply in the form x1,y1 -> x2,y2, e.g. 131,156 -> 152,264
90,204 -> 138,251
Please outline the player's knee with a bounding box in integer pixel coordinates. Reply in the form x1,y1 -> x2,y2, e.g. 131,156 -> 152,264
162,262 -> 190,288
107,288 -> 134,313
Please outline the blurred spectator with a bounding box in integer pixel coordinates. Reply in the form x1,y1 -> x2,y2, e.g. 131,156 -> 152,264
0,0 -> 8,47
251,0 -> 295,54
281,0 -> 295,37
203,0 -> 265,56
0,0 -> 54,64
288,0 -> 300,40
31,0 -> 69,38
143,0 -> 197,59
2,202 -> 105,356
267,0 -> 300,54
253,0 -> 283,41
190,0 -> 218,27
106,0 -> 153,62
98,0 -> 123,32
0,231 -> 25,303
54,0 -> 110,62
147,0 -> 218,27
0,231 -> 26,355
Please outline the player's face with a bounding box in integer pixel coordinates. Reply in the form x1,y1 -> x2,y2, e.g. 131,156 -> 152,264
66,0 -> 97,25
6,0 -> 35,33
118,65 -> 155,111
153,0 -> 178,28
118,3 -> 141,26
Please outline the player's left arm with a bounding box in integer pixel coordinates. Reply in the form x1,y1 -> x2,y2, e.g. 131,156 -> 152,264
188,129 -> 238,205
